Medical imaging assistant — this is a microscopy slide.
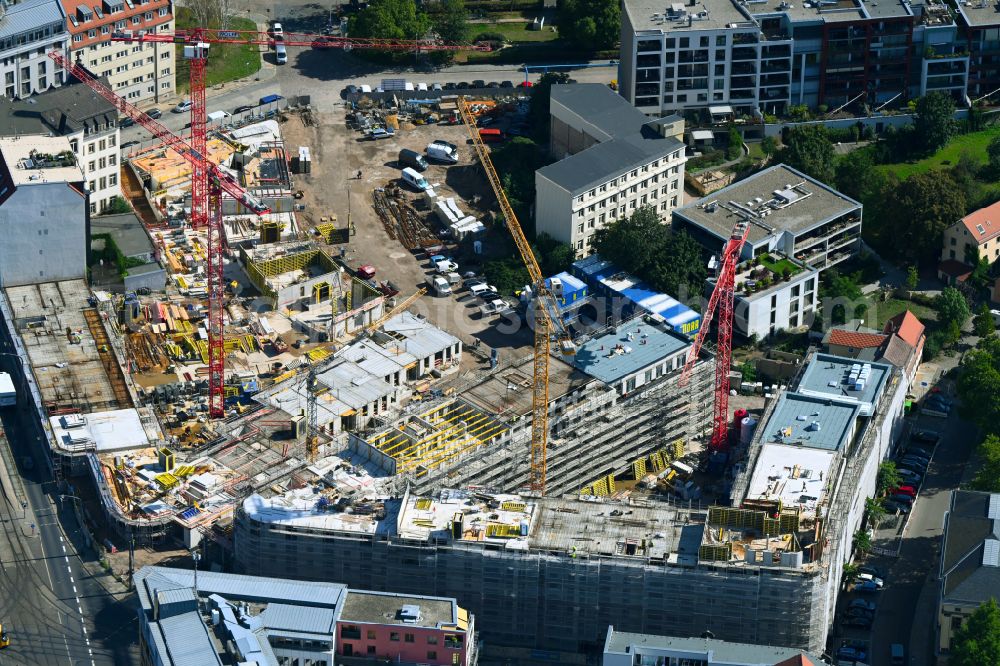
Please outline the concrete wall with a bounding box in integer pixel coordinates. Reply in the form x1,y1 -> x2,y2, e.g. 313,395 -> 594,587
534,171 -> 573,246
123,266 -> 167,293
549,116 -> 601,161
0,183 -> 87,287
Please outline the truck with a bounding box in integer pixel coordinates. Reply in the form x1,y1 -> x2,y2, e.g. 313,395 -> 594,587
429,275 -> 452,296
0,372 -> 15,407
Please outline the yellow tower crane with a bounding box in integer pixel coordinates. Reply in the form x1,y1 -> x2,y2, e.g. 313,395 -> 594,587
458,98 -> 574,495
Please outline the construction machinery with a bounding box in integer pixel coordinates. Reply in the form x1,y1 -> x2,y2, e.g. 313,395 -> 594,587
680,218 -> 750,451
458,98 -> 573,495
0,622 -> 9,648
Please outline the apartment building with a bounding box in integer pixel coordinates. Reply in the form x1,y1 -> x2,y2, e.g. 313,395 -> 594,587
602,627 -> 824,666
939,198 -> 1000,285
0,135 -> 87,286
134,566 -> 476,666
535,83 -> 686,253
0,0 -> 69,100
61,0 -> 175,104
674,164 -> 861,338
954,0 -> 1000,100
0,75 -> 120,211
619,0 -> 968,116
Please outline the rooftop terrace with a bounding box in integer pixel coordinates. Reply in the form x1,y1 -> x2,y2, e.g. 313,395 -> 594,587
0,135 -> 84,186
674,164 -> 860,247
624,0 -> 752,31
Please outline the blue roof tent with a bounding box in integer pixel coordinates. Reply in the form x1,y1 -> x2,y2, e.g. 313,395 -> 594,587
570,256 -> 701,337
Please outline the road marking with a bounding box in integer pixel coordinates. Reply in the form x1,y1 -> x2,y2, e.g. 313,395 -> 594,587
73,585 -> 77,594
70,575 -> 74,583
59,535 -> 63,542
63,555 -> 69,562
62,544 -> 66,553
66,565 -> 72,574
82,625 -> 87,635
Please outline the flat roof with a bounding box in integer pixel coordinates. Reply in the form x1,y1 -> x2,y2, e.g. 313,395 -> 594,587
379,312 -> 460,360
337,338 -> 417,379
758,392 -> 859,451
572,320 -> 690,385
796,353 -> 890,412
623,0 -> 752,31
458,353 -> 591,417
338,590 -> 457,629
0,135 -> 84,186
90,213 -> 154,258
605,629 -> 824,663
6,280 -> 122,414
49,408 -> 152,453
674,164 -> 860,246
550,83 -> 651,141
745,443 -> 835,515
955,0 -> 1000,27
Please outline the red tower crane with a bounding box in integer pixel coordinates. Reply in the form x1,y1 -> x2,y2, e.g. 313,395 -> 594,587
680,218 -> 751,451
57,30 -> 484,419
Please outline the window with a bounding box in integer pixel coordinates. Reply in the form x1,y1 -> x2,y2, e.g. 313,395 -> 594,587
88,143 -> 95,154
102,25 -> 110,34
390,632 -> 400,642
158,6 -> 168,16
99,176 -> 107,189
74,34 -> 84,43
577,223 -> 584,233
716,35 -> 727,45
367,646 -> 376,655
109,135 -> 116,147
161,50 -> 170,59
428,651 -> 438,660
145,11 -> 153,19
132,15 -> 141,25
405,634 -> 415,643
367,630 -> 376,640
109,155 -> 116,167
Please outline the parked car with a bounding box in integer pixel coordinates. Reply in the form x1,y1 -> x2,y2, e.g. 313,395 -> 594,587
836,646 -> 868,661
849,598 -> 876,612
857,573 -> 884,588
443,82 -> 457,90
119,116 -> 135,128
902,448 -> 932,462
271,21 -> 283,36
884,500 -> 911,515
435,260 -> 459,274
259,93 -> 284,105
891,485 -> 917,498
172,99 -> 192,113
456,81 -> 470,88
889,493 -> 915,505
472,79 -> 486,88
121,140 -> 140,150
896,458 -> 927,472
477,116 -> 495,128
842,615 -> 873,628
429,254 -> 448,264
890,643 -> 906,665
847,606 -> 875,618
432,82 -> 443,90
468,283 -> 494,299
344,84 -> 358,95
480,299 -> 509,316
517,80 -> 534,88
233,104 -> 254,114
897,472 -> 923,487
500,80 -> 514,88
853,579 -> 881,593
146,108 -> 162,119
857,565 -> 885,580
911,429 -> 941,445
486,81 -> 500,88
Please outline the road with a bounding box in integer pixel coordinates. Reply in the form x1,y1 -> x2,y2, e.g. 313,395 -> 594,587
0,355 -> 139,665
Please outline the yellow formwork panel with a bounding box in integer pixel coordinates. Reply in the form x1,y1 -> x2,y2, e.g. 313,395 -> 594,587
632,458 -> 647,480
606,474 -> 616,494
591,479 -> 609,496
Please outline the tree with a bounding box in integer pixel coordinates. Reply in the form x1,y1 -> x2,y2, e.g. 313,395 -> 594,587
761,136 -> 778,157
876,461 -> 902,496
778,125 -> 835,183
906,265 -> 919,291
853,530 -> 872,554
935,286 -> 971,329
914,92 -> 956,155
971,434 -> 1000,492
865,497 -> 886,525
350,0 -> 430,41
431,0 -> 467,43
975,303 -> 997,338
528,72 -> 570,144
100,196 -> 132,215
834,148 -> 874,202
950,598 -> 1000,666
740,360 -> 757,382
883,171 -> 966,266
558,0 -> 620,51
988,135 -> 1000,174
592,206 -> 707,298
822,269 -> 863,300
726,126 -> 743,160
490,137 -> 545,226
958,336 -> 1000,434
842,562 -> 860,586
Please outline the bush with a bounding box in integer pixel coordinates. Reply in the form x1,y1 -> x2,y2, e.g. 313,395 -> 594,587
472,31 -> 506,43
688,149 -> 726,170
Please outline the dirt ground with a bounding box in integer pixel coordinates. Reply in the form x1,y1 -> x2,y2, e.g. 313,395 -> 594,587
279,105 -> 533,357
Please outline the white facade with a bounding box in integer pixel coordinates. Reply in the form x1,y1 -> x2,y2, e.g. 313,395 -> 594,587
732,267 -> 818,339
537,150 -> 685,252
0,0 -> 70,99
70,119 -> 119,212
0,135 -> 87,286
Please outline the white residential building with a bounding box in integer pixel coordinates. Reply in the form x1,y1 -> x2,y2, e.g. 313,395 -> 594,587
61,0 -> 175,104
0,135 -> 87,286
0,0 -> 70,99
0,76 -> 120,211
535,83 -> 687,254
673,164 -> 862,338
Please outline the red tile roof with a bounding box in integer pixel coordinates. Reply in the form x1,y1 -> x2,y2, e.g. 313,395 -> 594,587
774,656 -> 815,666
883,310 -> 925,348
959,200 -> 1000,246
938,259 -> 973,282
828,329 -> 887,349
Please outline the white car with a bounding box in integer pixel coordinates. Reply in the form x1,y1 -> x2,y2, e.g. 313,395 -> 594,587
172,99 -> 192,113
271,22 -> 283,36
435,260 -> 458,274
480,299 -> 508,316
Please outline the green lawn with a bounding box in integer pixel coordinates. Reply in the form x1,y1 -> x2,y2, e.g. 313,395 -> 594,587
759,253 -> 799,276
875,125 -> 1000,180
857,297 -> 935,330
175,10 -> 261,94
471,22 -> 559,43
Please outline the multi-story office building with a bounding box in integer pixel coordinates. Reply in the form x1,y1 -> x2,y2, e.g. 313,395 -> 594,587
673,164 -> 861,338
0,135 -> 87,286
619,0 -> 969,116
535,83 -> 686,253
954,0 -> 1000,100
0,0 -> 70,99
0,75 -> 120,211
60,0 -> 175,104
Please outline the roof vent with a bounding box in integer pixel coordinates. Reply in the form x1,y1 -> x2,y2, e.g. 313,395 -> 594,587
399,604 -> 421,623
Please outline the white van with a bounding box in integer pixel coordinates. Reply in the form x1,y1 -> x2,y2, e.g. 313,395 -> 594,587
207,110 -> 231,123
429,275 -> 451,296
426,141 -> 458,164
400,167 -> 429,191
275,44 -> 288,64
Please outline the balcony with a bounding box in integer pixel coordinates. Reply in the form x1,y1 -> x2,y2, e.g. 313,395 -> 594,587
732,47 -> 758,61
793,216 -> 861,252
733,253 -> 809,298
